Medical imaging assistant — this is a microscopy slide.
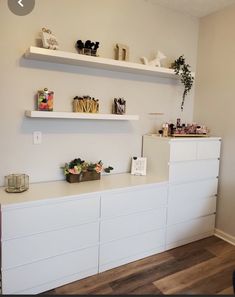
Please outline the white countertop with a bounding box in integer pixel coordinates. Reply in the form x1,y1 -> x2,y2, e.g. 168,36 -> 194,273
0,173 -> 167,208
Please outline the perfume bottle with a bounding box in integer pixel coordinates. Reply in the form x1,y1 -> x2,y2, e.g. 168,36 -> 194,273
163,123 -> 169,137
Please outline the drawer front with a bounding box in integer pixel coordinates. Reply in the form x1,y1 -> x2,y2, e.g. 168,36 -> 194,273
167,196 -> 216,225
101,185 -> 167,219
170,141 -> 197,162
2,195 -> 100,240
2,246 -> 99,295
166,214 -> 215,245
2,222 -> 99,270
100,208 -> 167,243
168,178 -> 218,201
169,159 -> 220,183
197,141 -> 221,160
100,229 -> 165,267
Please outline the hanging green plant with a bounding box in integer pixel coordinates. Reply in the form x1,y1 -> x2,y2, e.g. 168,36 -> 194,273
171,55 -> 194,111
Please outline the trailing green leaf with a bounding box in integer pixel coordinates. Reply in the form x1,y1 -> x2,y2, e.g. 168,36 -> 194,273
171,55 -> 194,111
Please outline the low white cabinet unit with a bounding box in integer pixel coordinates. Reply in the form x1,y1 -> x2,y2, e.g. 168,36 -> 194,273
0,174 -> 167,294
1,194 -> 101,295
143,135 -> 221,249
99,185 -> 167,272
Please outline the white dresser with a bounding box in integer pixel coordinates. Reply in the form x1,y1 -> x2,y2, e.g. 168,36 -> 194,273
143,135 -> 221,249
0,174 -> 168,295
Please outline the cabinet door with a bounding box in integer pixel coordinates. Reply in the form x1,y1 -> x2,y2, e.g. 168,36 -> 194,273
166,214 -> 215,247
101,185 -> 167,219
99,229 -> 165,272
100,208 -> 167,243
170,141 -> 197,162
2,246 -> 99,295
168,178 -> 218,201
2,194 -> 100,240
169,159 -> 220,183
167,196 -> 216,225
197,140 -> 221,160
2,222 -> 99,270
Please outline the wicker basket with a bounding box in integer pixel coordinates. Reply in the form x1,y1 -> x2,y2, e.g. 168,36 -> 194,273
66,171 -> 101,183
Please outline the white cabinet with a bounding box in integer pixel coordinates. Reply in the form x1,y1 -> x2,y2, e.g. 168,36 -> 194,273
1,194 -> 100,295
99,185 -> 168,272
143,135 -> 221,249
0,175 -> 168,295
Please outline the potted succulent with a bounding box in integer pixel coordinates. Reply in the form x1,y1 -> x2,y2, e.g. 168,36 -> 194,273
61,158 -> 113,183
171,55 -> 194,111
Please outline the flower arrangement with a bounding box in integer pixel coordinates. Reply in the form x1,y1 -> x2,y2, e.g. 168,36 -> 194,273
61,158 -> 113,183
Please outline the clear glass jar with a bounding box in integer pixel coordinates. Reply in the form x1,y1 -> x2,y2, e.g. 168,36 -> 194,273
5,174 -> 29,193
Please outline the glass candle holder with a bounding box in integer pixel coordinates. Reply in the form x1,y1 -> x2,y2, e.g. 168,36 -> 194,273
5,174 -> 29,193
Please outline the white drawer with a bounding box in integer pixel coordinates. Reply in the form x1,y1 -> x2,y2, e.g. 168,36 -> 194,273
100,208 -> 167,243
169,159 -> 220,183
2,246 -> 99,295
101,185 -> 167,219
166,214 -> 215,245
170,141 -> 197,162
99,229 -> 165,269
2,194 -> 100,240
167,196 -> 216,225
2,222 -> 99,270
197,140 -> 221,160
169,178 -> 218,201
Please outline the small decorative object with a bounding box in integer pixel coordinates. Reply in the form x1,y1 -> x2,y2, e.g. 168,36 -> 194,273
158,129 -> 163,137
76,40 -> 84,54
73,96 -> 99,113
141,50 -> 166,67
61,158 -> 114,183
115,43 -> 129,61
5,174 -> 29,193
41,28 -> 59,50
162,123 -> 169,137
75,39 -> 100,56
113,98 -> 126,115
37,88 -> 54,111
171,55 -> 194,111
131,157 -> 147,176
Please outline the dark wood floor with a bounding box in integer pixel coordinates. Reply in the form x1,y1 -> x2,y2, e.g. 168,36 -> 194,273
43,236 -> 235,295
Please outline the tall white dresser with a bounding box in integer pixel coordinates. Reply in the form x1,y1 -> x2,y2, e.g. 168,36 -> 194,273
143,135 -> 221,250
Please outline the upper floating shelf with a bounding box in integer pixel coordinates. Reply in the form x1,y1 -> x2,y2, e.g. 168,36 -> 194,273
25,110 -> 139,121
24,47 -> 194,79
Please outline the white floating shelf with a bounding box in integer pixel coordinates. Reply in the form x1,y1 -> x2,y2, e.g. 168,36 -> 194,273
25,110 -> 139,121
24,47 -> 192,79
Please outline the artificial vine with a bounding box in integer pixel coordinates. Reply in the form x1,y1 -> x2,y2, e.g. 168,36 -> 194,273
171,55 -> 194,111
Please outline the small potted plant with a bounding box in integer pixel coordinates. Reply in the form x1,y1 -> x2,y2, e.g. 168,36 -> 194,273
61,158 -> 113,183
171,55 -> 194,111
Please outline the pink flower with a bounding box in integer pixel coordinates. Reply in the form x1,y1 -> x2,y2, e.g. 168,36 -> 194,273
95,164 -> 102,173
68,168 -> 79,174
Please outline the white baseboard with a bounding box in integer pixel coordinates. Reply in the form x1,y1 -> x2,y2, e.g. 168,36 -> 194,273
214,228 -> 235,246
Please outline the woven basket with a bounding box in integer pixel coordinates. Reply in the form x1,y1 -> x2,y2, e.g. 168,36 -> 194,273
66,171 -> 100,183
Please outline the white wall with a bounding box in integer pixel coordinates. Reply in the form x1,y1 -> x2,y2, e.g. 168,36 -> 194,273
0,0 -> 199,185
194,4 -> 235,237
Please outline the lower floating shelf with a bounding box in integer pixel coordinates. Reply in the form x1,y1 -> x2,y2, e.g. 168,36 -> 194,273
25,110 -> 139,121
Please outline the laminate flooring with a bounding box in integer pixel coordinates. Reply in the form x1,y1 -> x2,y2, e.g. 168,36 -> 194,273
42,236 -> 235,295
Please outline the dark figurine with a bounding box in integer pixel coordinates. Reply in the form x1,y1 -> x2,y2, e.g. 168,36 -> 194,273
76,39 -> 100,56
76,40 -> 84,54
93,42 -> 100,50
113,98 -> 126,115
